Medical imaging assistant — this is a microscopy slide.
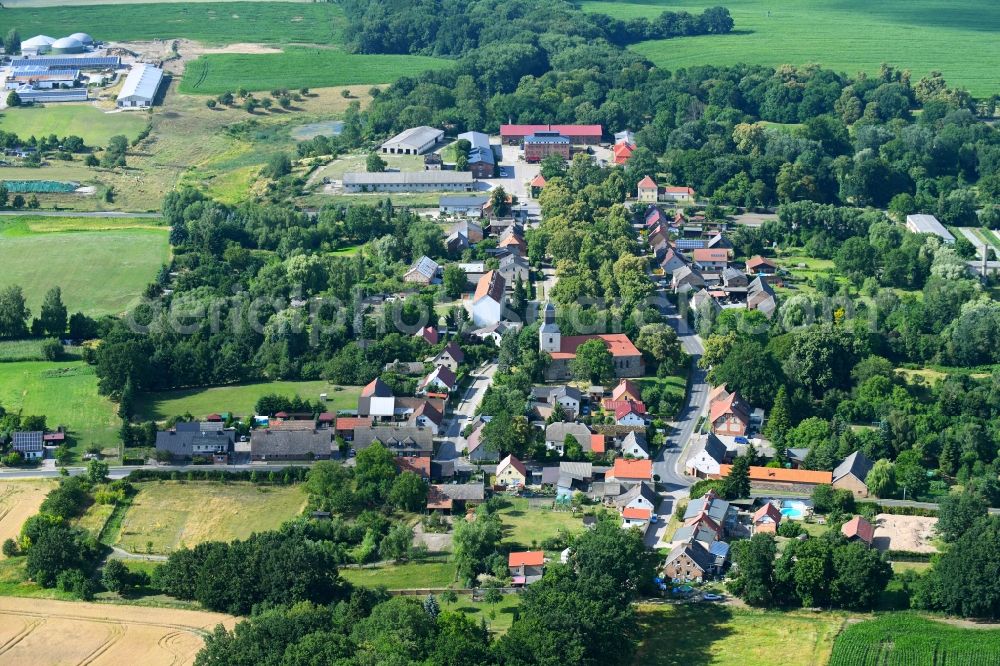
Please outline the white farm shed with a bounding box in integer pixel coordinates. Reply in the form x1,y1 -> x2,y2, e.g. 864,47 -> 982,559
380,126 -> 443,155
116,64 -> 164,108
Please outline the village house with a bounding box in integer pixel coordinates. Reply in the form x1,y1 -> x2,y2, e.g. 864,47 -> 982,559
11,431 -> 44,461
427,483 -> 486,514
659,247 -> 688,276
752,502 -> 783,535
357,377 -> 395,420
746,255 -> 778,276
685,433 -> 727,478
692,248 -> 730,271
841,515 -> 875,547
497,226 -> 527,257
832,450 -> 874,498
662,186 -> 696,204
416,325 -> 439,345
334,416 -> 372,441
469,270 -> 506,327
544,421 -> 592,456
622,506 -> 653,531
613,481 -> 658,513
608,458 -> 653,486
432,341 -> 465,372
615,401 -> 647,426
718,465 -> 833,493
496,454 -> 528,487
417,365 -> 457,395
611,378 -> 643,403
529,173 -> 547,197
663,540 -> 721,582
708,385 -> 752,436
637,175 -> 658,203
403,256 -> 440,285
747,277 -> 777,318
539,303 -> 643,381
465,420 -> 499,463
249,424 -> 331,461
533,385 -> 582,418
498,253 -> 530,285
155,422 -> 235,461
508,551 -> 545,585
620,431 -> 650,459
409,401 -> 443,435
439,195 -> 489,217
672,265 -> 706,293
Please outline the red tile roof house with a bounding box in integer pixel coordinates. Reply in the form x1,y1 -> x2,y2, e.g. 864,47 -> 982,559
608,459 -> 653,486
613,142 -> 634,165
745,255 -> 778,275
500,124 -> 603,145
692,248 -> 730,271
416,325 -> 439,345
662,186 -> 696,203
622,506 -> 652,531
708,385 -> 752,436
509,550 -> 546,585
615,401 -> 648,426
543,334 -> 644,382
752,502 -> 783,535
611,379 -> 643,403
334,417 -> 373,441
841,515 -> 875,547
637,175 -> 658,203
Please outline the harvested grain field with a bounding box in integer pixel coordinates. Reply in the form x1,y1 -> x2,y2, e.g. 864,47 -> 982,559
873,514 -> 939,553
0,596 -> 234,665
0,481 -> 55,552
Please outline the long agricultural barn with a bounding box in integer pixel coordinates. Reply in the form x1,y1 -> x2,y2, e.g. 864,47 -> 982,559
380,126 -> 444,155
117,64 -> 164,108
500,124 -> 603,145
342,171 -> 474,193
10,56 -> 121,70
905,214 -> 955,244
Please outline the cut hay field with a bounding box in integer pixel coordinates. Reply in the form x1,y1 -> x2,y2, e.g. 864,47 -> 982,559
2,2 -> 344,45
135,380 -> 361,421
112,481 -> 307,554
0,105 -> 148,148
634,604 -> 845,666
0,480 -> 55,549
179,47 -> 451,95
582,0 -> 1000,96
0,218 -> 169,316
0,361 -> 119,449
0,596 -> 235,665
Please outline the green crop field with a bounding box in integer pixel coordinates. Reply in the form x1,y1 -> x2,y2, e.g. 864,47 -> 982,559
830,614 -> 1000,665
0,361 -> 119,449
135,380 -> 362,421
109,481 -> 307,554
0,218 -> 169,316
0,339 -> 52,362
2,2 -> 345,45
635,604 -> 844,666
179,47 -> 451,94
0,105 -> 148,148
581,0 -> 1000,96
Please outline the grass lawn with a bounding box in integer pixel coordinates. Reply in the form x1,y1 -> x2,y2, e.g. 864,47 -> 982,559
0,339 -> 52,362
179,47 -> 451,95
442,593 -> 521,635
135,380 -> 361,421
497,498 -> 585,553
0,105 -> 148,148
3,2 -> 345,45
634,603 -> 846,666
0,361 -> 119,451
111,481 -> 306,554
340,560 -> 459,589
309,151 -> 426,184
583,0 -> 1000,96
0,217 -> 169,316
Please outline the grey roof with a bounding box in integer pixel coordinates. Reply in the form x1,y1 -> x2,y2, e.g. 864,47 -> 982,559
540,466 -> 561,485
249,428 -> 330,458
590,481 -> 621,497
352,425 -> 434,454
673,264 -> 705,287
118,64 -> 163,102
437,482 -> 485,501
690,433 -> 727,464
747,277 -> 777,316
440,195 -> 489,207
721,267 -> 747,285
786,447 -> 809,463
684,493 -> 730,524
621,431 -> 650,456
672,523 -> 719,547
156,426 -> 234,457
545,422 -> 591,448
11,431 -> 43,452
665,540 -> 715,572
559,461 -> 593,480
382,126 -> 443,150
906,214 -> 955,242
833,450 -> 874,484
344,171 -> 474,186
613,481 -> 658,508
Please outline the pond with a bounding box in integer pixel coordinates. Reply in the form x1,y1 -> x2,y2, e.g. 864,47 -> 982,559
290,120 -> 343,141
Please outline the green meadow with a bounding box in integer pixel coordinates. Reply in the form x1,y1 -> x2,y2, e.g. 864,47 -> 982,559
1,2 -> 344,44
582,0 -> 1000,96
0,217 -> 169,316
0,105 -> 149,148
179,47 -> 451,94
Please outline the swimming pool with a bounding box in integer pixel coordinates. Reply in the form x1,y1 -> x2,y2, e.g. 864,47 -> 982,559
780,500 -> 809,520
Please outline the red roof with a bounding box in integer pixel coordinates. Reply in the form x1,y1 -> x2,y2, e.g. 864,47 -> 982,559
613,143 -> 634,164
637,175 -> 657,189
709,391 -> 751,426
611,459 -> 652,481
746,255 -> 778,271
842,515 -> 875,544
665,186 -> 695,195
602,398 -> 647,414
591,434 -> 606,454
530,173 -> 547,187
206,413 -> 223,422
550,334 -> 641,361
501,124 -> 602,138
622,507 -> 652,520
275,411 -> 289,418
508,550 -> 545,567
615,401 -> 647,421
394,456 -> 431,477
753,503 -> 782,524
318,412 -> 335,422
417,326 -> 439,345
719,465 -> 833,485
335,416 -> 373,431
427,485 -> 454,510
612,379 -> 642,402
693,248 -> 729,263
43,432 -> 65,442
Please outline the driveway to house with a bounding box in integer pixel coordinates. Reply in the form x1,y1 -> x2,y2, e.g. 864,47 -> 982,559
475,143 -> 539,200
437,361 -> 498,460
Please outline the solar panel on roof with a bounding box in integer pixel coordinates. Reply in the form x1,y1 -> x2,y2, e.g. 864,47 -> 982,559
12,56 -> 120,69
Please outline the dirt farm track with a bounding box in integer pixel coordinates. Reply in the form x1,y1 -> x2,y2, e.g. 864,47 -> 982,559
0,597 -> 235,665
